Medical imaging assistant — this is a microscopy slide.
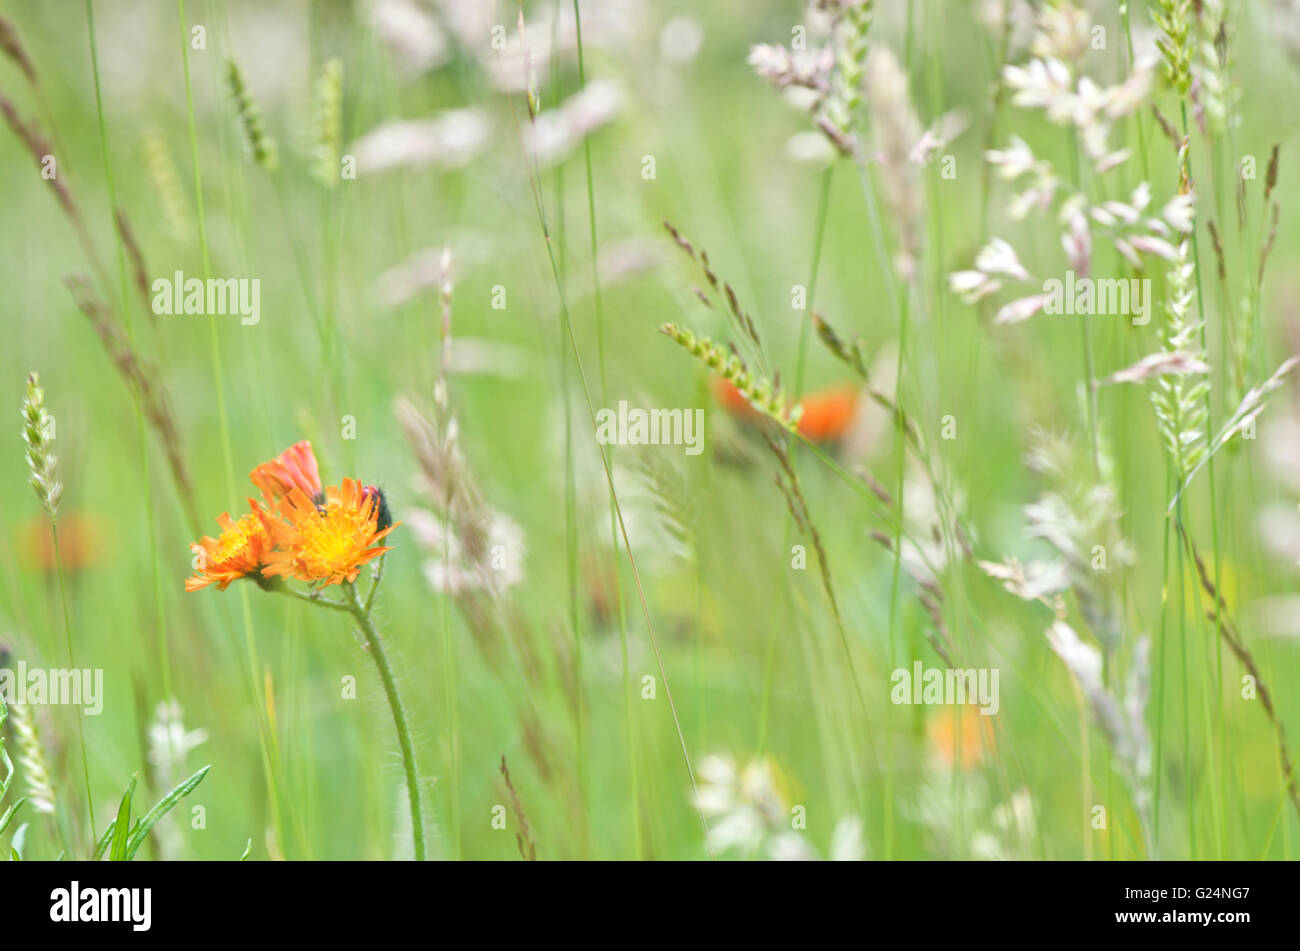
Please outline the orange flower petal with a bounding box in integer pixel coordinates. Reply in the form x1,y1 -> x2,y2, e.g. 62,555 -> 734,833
250,441 -> 323,504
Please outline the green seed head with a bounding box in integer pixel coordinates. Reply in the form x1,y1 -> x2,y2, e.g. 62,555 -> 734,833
21,372 -> 61,517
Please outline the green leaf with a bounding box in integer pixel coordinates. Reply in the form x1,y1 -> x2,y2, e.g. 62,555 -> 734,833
0,698 -> 14,807
109,777 -> 137,861
124,765 -> 211,860
0,796 -> 24,837
239,838 -> 252,861
94,817 -> 142,861
9,821 -> 27,860
93,818 -> 116,860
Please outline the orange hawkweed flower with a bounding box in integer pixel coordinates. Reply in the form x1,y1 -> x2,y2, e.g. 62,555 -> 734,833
18,511 -> 103,574
713,378 -> 861,444
185,503 -> 276,591
263,478 -> 397,588
926,705 -> 997,771
794,384 -> 860,443
250,440 -> 323,504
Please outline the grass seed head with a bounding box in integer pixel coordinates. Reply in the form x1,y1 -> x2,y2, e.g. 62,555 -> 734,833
311,58 -> 343,188
226,58 -> 279,173
21,372 -> 61,517
10,698 -> 56,815
660,323 -> 802,432
0,16 -> 37,86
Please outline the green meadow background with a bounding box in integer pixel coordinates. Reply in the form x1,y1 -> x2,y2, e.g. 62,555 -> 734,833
1,0 -> 1299,860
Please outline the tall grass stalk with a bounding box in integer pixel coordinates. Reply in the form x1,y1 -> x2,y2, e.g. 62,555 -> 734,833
23,372 -> 95,848
851,138 -> 908,861
1152,474 -> 1172,839
1199,116 -> 1234,863
541,3 -> 587,848
52,530 -> 93,845
84,0 -> 173,703
503,72 -> 713,857
571,0 -> 642,857
1179,98 -> 1224,858
175,0 -> 285,857
1120,1 -> 1152,181
759,164 -> 833,756
439,517 -> 460,859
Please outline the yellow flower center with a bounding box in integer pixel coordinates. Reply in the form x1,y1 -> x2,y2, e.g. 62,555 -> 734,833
291,504 -> 372,578
214,514 -> 265,564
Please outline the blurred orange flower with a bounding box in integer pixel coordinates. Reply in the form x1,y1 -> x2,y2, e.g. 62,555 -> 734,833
712,377 -> 861,443
17,511 -> 103,573
926,705 -> 997,771
794,384 -> 861,443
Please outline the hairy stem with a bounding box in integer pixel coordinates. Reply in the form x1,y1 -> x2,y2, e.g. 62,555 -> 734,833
343,581 -> 424,861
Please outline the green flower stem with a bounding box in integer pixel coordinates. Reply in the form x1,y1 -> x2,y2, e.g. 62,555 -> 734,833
363,555 -> 386,615
342,581 -> 424,861
276,584 -> 349,613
